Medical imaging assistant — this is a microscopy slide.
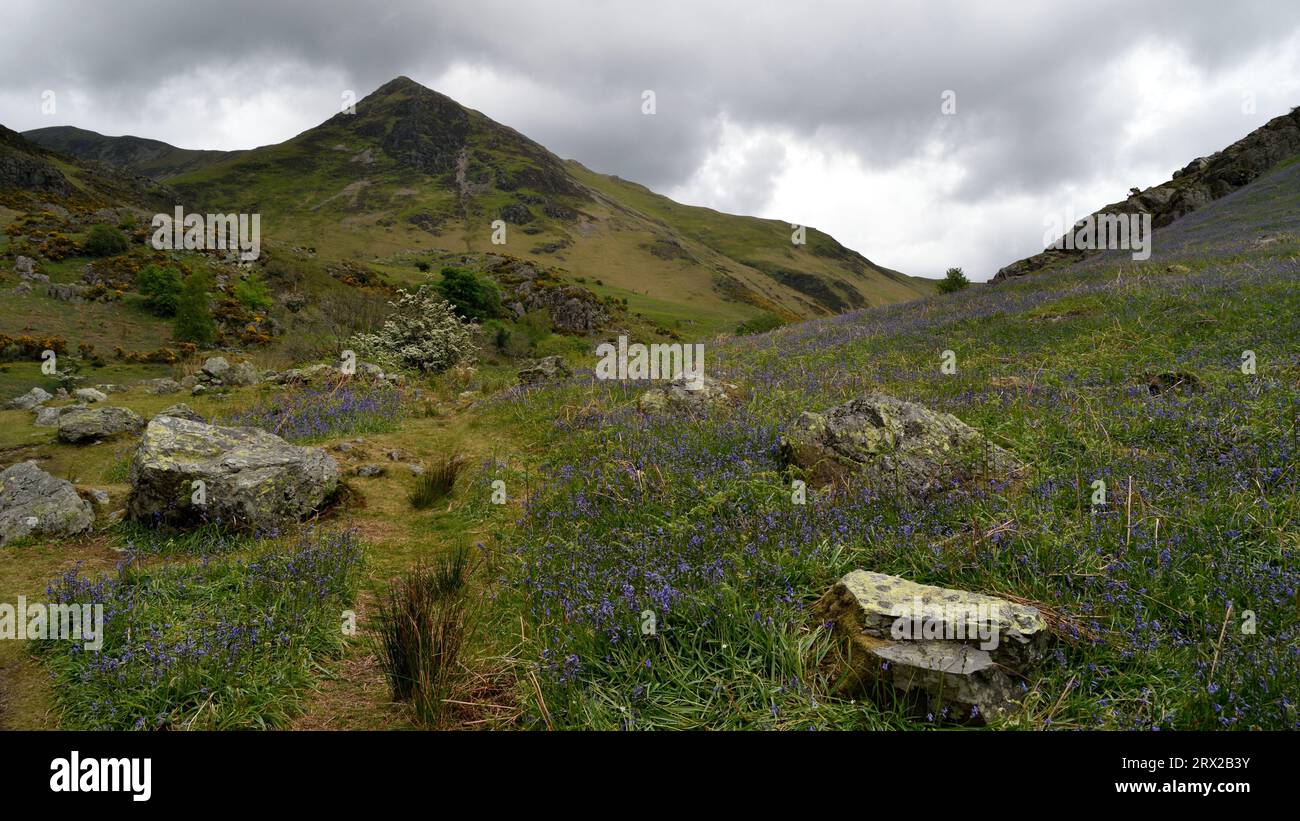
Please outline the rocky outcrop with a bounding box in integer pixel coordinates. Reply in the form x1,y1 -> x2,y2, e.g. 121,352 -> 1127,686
517,355 -> 570,385
994,107 -> 1300,280
126,416 -> 339,531
0,461 -> 94,546
56,406 -> 145,443
814,570 -> 1049,722
778,393 -> 1021,494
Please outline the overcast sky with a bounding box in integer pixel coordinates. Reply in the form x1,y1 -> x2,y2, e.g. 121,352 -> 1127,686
3,1 -> 1299,279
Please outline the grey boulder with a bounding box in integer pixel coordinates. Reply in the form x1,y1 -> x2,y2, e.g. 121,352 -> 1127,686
638,376 -> 737,415
33,403 -> 87,428
518,355 -> 571,385
126,416 -> 339,532
778,393 -> 1021,495
7,387 -> 52,410
57,406 -> 145,444
0,461 -> 94,546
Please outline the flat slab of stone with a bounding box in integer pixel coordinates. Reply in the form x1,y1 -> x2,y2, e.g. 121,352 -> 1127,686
127,416 -> 339,532
814,570 -> 1049,721
0,461 -> 94,546
56,406 -> 145,444
779,392 -> 1021,495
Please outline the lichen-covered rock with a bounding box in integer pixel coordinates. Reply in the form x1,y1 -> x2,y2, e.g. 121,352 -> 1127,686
778,393 -> 1021,494
814,570 -> 1049,722
517,355 -> 570,385
638,376 -> 738,415
127,416 -> 339,531
6,387 -> 51,410
153,403 -> 204,423
57,406 -> 145,444
0,461 -> 94,546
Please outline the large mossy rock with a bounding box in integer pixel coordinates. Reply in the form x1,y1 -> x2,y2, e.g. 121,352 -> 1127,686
814,570 -> 1050,722
778,393 -> 1021,494
127,416 -> 339,532
0,461 -> 94,546
56,406 -> 145,444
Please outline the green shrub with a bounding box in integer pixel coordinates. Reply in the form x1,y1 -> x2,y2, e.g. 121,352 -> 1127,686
435,266 -> 502,322
135,263 -> 183,316
82,224 -> 129,257
233,272 -> 274,310
937,266 -> 971,293
174,271 -> 216,345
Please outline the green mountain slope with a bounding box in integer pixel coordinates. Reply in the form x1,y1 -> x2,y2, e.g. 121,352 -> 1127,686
162,77 -> 930,323
22,125 -> 243,180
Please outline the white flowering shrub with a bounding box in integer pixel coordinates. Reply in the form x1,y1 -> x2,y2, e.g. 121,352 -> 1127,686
350,285 -> 478,373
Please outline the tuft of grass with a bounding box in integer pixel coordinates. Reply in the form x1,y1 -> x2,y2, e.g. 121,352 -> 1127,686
372,548 -> 473,727
408,453 -> 466,510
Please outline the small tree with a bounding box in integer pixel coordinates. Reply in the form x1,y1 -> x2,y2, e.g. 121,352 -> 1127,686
435,266 -> 501,322
83,224 -> 129,257
136,264 -> 183,316
174,272 -> 216,345
937,267 -> 971,294
350,284 -> 477,374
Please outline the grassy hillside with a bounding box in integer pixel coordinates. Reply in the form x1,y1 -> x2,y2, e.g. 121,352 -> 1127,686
162,77 -> 931,327
2,150 -> 1295,732
22,126 -> 243,180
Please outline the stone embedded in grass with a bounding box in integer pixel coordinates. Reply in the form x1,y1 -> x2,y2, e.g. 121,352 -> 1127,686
6,387 -> 51,410
814,570 -> 1049,722
517,355 -> 570,385
778,392 -> 1021,495
73,388 -> 107,403
127,416 -> 339,532
56,406 -> 145,444
638,375 -> 739,415
138,377 -> 181,395
0,461 -> 94,546
356,464 -> 386,477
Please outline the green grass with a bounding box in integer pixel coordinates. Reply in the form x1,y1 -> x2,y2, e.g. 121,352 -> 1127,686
34,528 -> 365,730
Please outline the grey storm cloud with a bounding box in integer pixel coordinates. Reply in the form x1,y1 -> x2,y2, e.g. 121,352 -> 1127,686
2,0 -> 1299,275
